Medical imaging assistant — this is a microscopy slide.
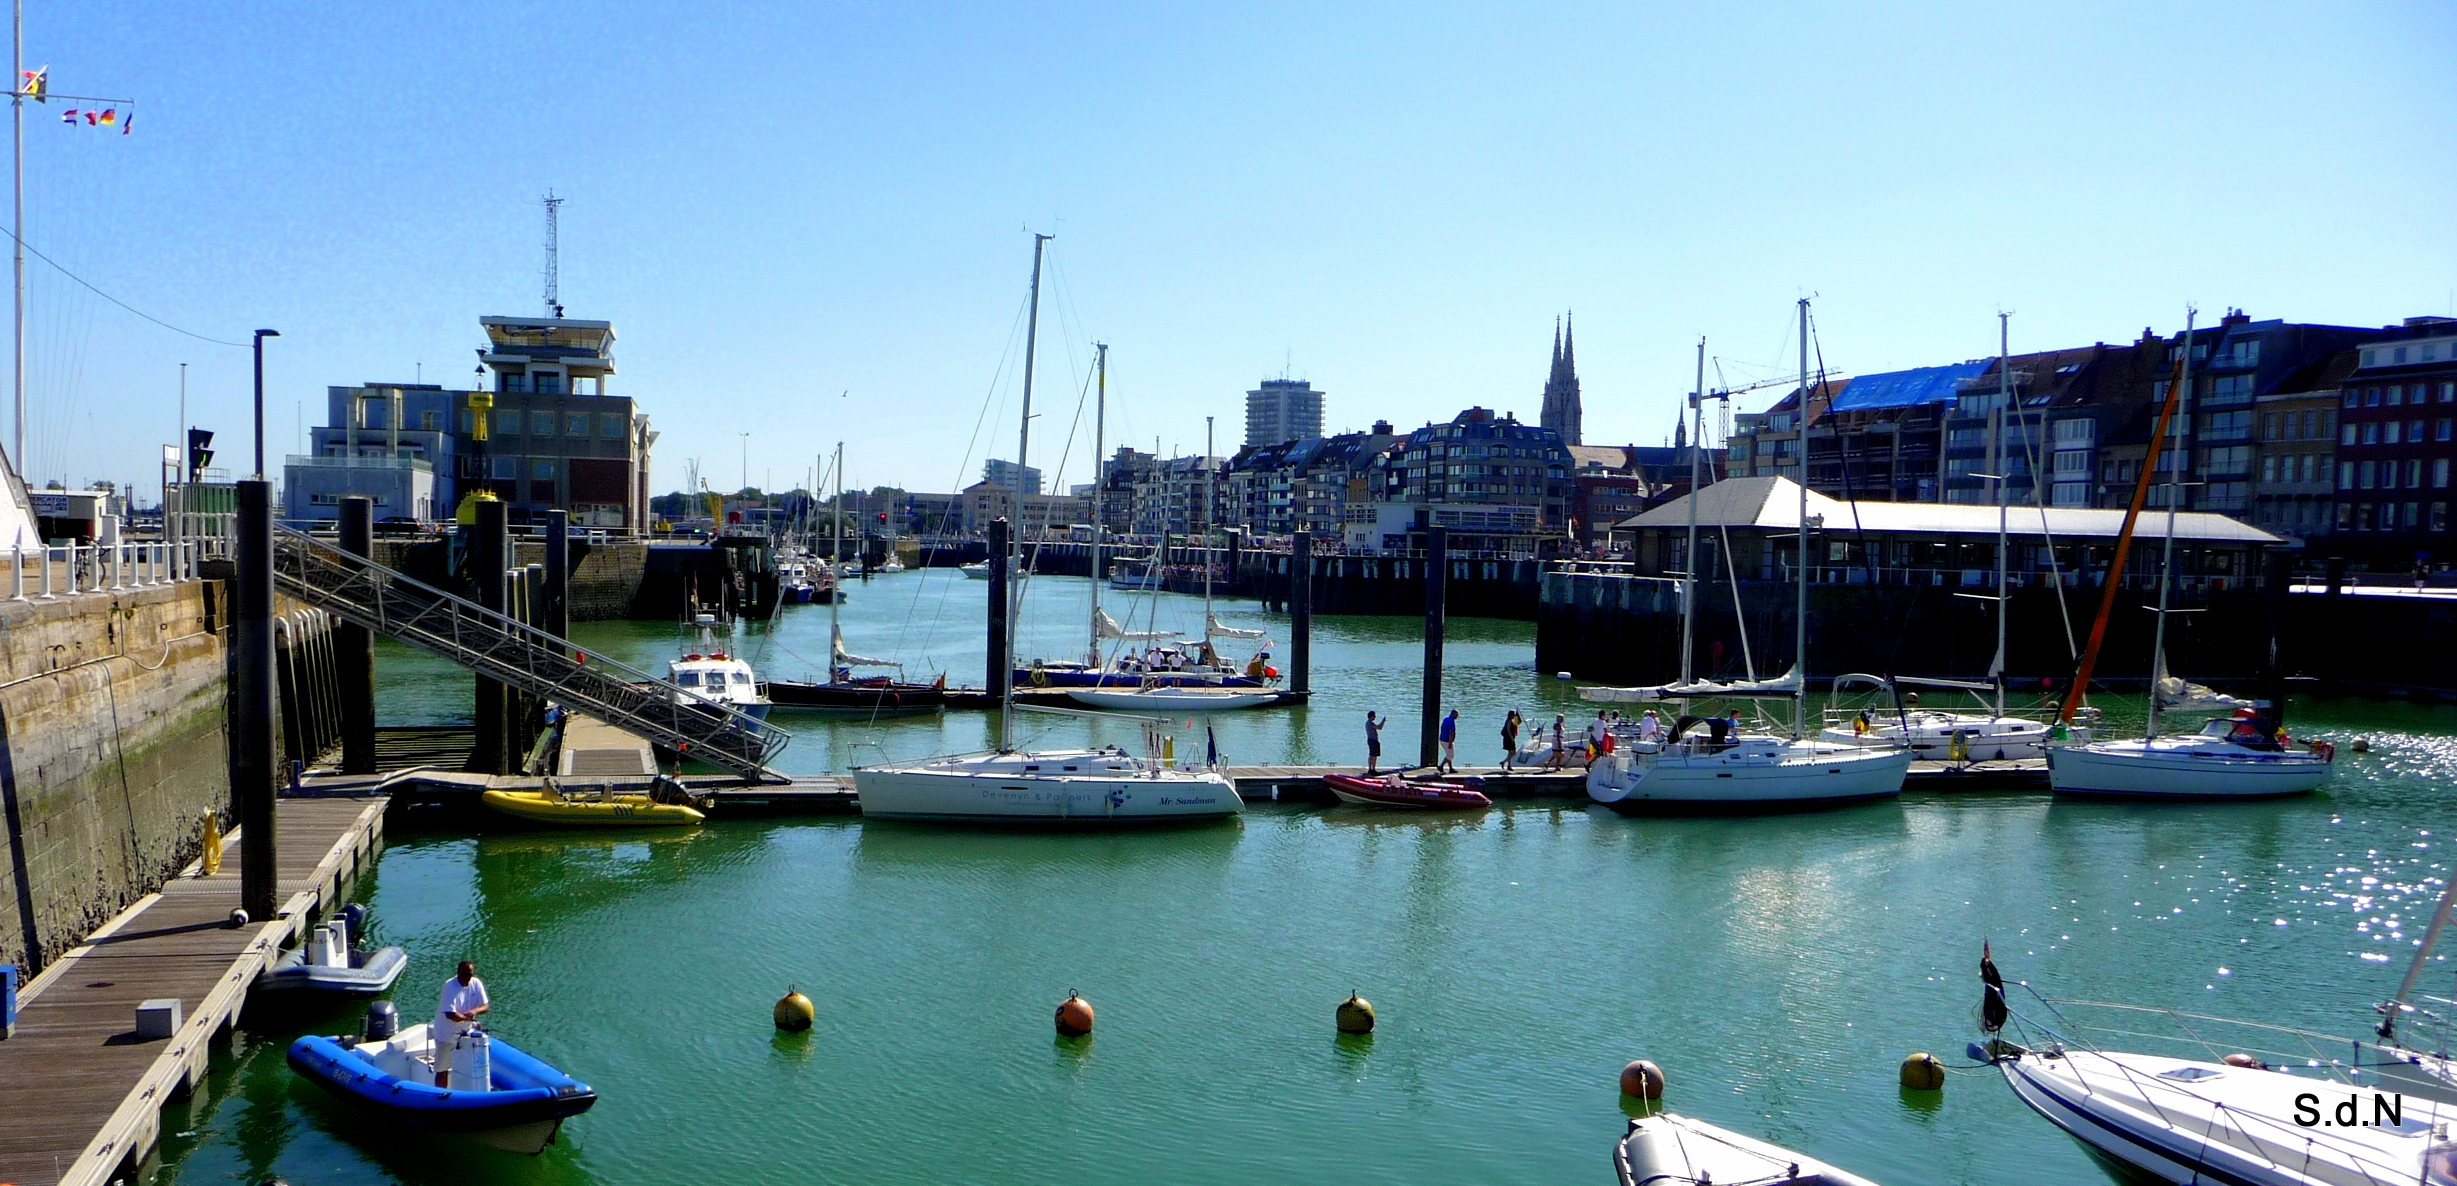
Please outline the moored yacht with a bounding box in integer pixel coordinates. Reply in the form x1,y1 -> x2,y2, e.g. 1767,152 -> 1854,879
667,613 -> 772,722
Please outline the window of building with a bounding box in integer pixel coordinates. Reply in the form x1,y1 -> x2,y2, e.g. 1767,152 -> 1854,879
2391,385 -> 2406,406
2406,459 -> 2425,489
532,458 -> 556,479
2413,420 -> 2429,443
2385,422 -> 2402,445
2260,412 -> 2277,440
2360,460 -> 2377,489
492,456 -> 516,479
2443,382 -> 2455,402
2260,455 -> 2276,482
2406,501 -> 2422,528
2052,418 -> 2094,446
2367,388 -> 2382,406
2208,375 -> 2255,404
2343,424 -> 2359,446
2301,454 -> 2318,483
567,413 -> 588,437
2342,390 -> 2360,409
2338,502 -> 2354,529
2437,458 -> 2452,489
421,410 -> 440,431
460,410 -> 475,433
2395,347 -> 2410,364
534,372 -> 564,395
2435,501 -> 2450,532
2340,461 -> 2355,489
2363,423 -> 2381,445
601,413 -> 624,439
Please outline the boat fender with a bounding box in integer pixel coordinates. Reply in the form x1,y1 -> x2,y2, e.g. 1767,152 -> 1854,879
1055,992 -> 1094,1037
774,988 -> 816,1032
1899,1052 -> 1945,1091
364,1000 -> 399,1041
1335,992 -> 1376,1035
1618,1059 -> 1664,1100
2222,1052 -> 2265,1069
227,908 -> 250,929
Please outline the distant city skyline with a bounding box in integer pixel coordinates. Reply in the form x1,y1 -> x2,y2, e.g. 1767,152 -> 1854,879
5,2 -> 2451,499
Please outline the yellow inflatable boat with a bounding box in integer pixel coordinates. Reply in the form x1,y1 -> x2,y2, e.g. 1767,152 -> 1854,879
480,787 -> 706,827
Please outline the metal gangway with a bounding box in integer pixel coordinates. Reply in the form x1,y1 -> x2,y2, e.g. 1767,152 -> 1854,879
270,525 -> 791,782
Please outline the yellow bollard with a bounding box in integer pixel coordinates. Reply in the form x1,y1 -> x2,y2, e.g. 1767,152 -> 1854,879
201,810 -> 222,876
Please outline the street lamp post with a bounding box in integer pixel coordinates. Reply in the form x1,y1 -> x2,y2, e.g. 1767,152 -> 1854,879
252,329 -> 280,478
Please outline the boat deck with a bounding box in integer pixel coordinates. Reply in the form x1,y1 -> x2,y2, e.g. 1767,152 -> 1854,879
0,795 -> 388,1186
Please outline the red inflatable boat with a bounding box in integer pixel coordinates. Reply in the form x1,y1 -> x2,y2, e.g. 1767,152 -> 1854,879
1323,773 -> 1493,809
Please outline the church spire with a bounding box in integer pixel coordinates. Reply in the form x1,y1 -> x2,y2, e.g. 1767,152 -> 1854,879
1540,311 -> 1583,446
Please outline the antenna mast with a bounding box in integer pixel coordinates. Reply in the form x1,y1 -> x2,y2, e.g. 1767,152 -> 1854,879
542,191 -> 565,318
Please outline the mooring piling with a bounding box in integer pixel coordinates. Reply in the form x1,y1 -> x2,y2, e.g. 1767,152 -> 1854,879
1420,525 -> 1446,769
337,497 -> 377,775
234,479 -> 278,920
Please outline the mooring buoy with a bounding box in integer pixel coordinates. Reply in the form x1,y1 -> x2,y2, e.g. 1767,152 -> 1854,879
1336,991 -> 1376,1035
1619,1059 -> 1664,1100
1899,1052 -> 1945,1091
774,987 -> 815,1032
1056,991 -> 1095,1037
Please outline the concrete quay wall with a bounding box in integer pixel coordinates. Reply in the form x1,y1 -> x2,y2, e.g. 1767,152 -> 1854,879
0,582 -> 342,973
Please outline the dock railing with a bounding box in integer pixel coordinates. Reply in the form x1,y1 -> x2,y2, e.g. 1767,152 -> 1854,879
0,538 -> 220,599
269,524 -> 791,782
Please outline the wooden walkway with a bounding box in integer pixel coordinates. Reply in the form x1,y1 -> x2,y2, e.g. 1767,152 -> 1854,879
0,795 -> 388,1186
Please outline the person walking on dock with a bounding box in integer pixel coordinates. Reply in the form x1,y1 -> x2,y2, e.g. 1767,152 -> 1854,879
1438,708 -> 1459,774
433,960 -> 490,1088
1501,710 -> 1522,772
1364,711 -> 1384,774
1544,714 -> 1567,771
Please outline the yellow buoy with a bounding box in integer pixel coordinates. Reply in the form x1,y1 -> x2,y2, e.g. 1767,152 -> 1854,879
1055,991 -> 1095,1037
1900,1052 -> 1946,1091
774,988 -> 815,1032
1335,992 -> 1376,1035
1618,1059 -> 1664,1100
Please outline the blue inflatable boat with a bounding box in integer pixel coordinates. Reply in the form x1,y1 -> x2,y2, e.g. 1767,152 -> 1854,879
288,1004 -> 596,1154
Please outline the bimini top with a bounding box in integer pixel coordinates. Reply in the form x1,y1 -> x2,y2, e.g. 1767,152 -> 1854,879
1617,476 -> 2283,544
1824,360 -> 1992,413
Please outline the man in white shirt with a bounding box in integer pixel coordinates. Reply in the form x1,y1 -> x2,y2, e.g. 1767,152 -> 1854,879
1637,709 -> 1663,744
433,960 -> 490,1088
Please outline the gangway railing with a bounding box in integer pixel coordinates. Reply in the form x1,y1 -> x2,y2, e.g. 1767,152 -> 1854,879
270,525 -> 790,782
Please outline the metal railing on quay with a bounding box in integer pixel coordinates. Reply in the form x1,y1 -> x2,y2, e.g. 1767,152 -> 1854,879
268,525 -> 789,781
0,538 -> 221,600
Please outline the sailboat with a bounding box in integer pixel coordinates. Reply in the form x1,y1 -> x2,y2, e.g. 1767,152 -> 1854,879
1586,306 -> 1911,811
851,236 -> 1242,824
1820,317 -> 2084,763
766,442 -> 946,715
1066,414 -> 1278,713
2047,310 -> 2333,798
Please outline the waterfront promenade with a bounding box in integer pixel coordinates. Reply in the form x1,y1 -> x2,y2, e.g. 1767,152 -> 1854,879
0,795 -> 387,1186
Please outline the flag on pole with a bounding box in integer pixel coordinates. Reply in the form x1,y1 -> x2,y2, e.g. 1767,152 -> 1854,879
19,67 -> 45,101
83,111 -> 95,126
58,108 -> 75,123
97,109 -> 114,127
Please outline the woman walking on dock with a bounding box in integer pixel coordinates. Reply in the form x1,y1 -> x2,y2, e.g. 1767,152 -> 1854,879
1501,710 -> 1522,773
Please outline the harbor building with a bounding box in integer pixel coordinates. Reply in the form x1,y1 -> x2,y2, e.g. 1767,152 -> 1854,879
982,458 -> 1042,495
284,315 -> 657,531
2334,318 -> 2457,565
1220,421 -> 1399,537
1244,379 -> 1323,447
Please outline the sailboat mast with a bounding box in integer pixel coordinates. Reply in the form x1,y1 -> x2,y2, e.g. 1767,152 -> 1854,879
830,440 -> 843,680
1001,233 -> 1051,751
1995,313 -> 2010,720
1795,297 -> 1811,740
2145,309 -> 2197,742
1203,415 -> 1214,630
1681,337 -> 1704,686
1088,343 -> 1106,668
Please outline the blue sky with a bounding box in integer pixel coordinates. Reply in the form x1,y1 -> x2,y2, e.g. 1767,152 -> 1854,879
17,1 -> 2457,499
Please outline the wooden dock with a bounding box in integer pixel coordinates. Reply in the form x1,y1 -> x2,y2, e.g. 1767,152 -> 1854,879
0,794 -> 388,1186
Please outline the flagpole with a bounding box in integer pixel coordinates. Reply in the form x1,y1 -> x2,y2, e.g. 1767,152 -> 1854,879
13,0 -> 23,475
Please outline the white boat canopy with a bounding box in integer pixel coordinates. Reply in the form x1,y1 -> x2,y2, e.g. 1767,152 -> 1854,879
1578,666 -> 1804,702
1095,608 -> 1179,643
831,626 -> 902,669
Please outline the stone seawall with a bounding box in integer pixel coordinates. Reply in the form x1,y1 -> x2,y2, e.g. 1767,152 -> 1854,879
0,582 -> 340,972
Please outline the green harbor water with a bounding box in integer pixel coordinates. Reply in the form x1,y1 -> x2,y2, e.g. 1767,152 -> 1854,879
151,569 -> 2457,1185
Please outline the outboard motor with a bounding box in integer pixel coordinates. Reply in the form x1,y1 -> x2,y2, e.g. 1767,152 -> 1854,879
341,903 -> 369,945
363,999 -> 399,1042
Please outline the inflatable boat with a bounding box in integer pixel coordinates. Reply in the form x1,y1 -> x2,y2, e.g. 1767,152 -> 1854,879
289,1003 -> 597,1154
1323,773 -> 1492,809
257,916 -> 406,995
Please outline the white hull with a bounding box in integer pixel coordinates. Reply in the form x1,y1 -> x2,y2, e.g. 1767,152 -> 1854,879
2362,1041 -> 2457,1106
2048,737 -> 2331,798
1999,1048 -> 2450,1186
960,563 -> 991,580
853,749 -> 1242,823
1614,1112 -> 1882,1186
1587,737 -> 1909,808
1817,712 -> 2066,761
1064,687 -> 1275,712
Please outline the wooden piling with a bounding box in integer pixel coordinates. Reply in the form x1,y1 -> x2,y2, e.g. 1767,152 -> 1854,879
1420,525 -> 1446,769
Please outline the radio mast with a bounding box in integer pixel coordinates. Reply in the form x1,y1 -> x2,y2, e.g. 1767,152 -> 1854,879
542,191 -> 564,318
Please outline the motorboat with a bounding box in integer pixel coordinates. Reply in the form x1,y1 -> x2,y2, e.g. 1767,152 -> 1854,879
851,237 -> 1243,828
289,1004 -> 597,1155
256,914 -> 407,996
1323,772 -> 1491,809
1065,684 -> 1276,712
777,560 -> 817,604
854,743 -> 1242,824
1587,719 -> 1911,812
876,553 -> 905,573
960,561 -> 992,580
667,613 -> 773,723
2048,715 -> 2334,797
1613,1112 -> 1883,1186
480,783 -> 707,827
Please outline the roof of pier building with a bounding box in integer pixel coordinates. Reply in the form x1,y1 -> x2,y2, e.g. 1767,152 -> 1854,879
1617,476 -> 2282,544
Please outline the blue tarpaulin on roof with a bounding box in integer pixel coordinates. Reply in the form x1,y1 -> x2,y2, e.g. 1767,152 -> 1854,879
1826,360 -> 1991,412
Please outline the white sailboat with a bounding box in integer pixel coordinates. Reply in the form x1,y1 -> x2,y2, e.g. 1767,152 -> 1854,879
852,236 -> 1242,824
1065,414 -> 1275,713
2364,872 -> 2457,1105
1587,307 -> 1911,811
2048,310 -> 2332,799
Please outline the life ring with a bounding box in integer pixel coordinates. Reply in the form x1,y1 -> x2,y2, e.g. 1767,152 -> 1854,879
1947,731 -> 1971,763
1030,662 -> 1048,688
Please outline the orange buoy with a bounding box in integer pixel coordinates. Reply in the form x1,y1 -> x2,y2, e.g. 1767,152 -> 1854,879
1899,1052 -> 1945,1091
1618,1059 -> 1664,1100
1055,992 -> 1095,1037
2223,1052 -> 2263,1069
